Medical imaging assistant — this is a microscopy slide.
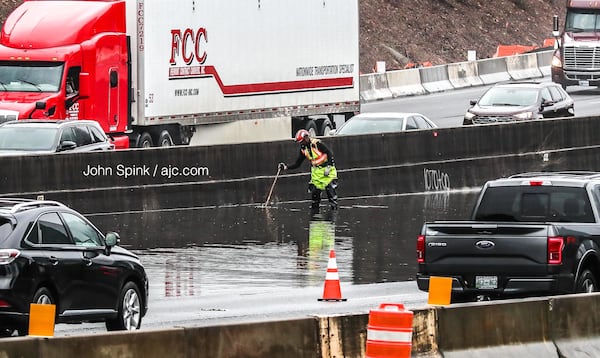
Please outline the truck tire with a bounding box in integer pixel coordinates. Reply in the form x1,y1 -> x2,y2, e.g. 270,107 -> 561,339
576,269 -> 597,293
305,120 -> 318,137
319,119 -> 333,136
139,132 -> 153,148
157,130 -> 174,147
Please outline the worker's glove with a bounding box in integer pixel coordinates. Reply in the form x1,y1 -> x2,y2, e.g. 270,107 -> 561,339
324,166 -> 331,177
278,162 -> 287,171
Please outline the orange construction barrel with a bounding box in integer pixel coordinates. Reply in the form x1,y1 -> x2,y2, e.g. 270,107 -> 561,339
366,303 -> 413,358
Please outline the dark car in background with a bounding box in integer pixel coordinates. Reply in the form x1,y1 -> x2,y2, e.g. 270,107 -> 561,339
0,120 -> 114,155
463,81 -> 575,125
0,199 -> 148,336
332,112 -> 437,136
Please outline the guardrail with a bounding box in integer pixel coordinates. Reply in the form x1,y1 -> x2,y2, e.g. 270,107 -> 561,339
359,50 -> 553,102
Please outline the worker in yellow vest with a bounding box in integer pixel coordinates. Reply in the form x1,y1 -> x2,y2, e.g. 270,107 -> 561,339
279,129 -> 338,210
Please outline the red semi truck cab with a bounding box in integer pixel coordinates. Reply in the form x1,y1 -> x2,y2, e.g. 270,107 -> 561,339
0,0 -> 130,148
0,0 -> 360,148
552,0 -> 600,90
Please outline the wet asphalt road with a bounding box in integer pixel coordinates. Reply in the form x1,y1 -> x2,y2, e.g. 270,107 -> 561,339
54,189 -> 479,335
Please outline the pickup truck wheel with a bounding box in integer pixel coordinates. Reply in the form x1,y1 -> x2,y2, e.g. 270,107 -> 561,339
576,269 -> 597,293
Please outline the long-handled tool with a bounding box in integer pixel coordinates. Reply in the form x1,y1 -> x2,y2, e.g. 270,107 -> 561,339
263,167 -> 282,208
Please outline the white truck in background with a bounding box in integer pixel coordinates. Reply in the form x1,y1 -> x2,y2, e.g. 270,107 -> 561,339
551,0 -> 600,90
0,0 -> 360,147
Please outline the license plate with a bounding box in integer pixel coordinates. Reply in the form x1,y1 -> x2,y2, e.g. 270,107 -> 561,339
579,80 -> 590,87
475,276 -> 498,289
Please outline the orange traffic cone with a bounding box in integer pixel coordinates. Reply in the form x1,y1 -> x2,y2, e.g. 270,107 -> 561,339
318,249 -> 347,301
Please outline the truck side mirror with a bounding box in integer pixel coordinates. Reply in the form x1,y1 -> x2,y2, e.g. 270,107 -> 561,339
552,15 -> 560,38
78,72 -> 90,99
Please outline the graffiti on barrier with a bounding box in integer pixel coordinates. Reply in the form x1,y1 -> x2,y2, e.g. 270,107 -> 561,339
424,168 -> 450,191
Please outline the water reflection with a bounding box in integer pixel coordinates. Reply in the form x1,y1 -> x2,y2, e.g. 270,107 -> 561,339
87,190 -> 479,297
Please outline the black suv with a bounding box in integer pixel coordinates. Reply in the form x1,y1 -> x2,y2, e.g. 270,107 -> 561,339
463,81 -> 575,125
0,199 -> 147,336
0,120 -> 114,155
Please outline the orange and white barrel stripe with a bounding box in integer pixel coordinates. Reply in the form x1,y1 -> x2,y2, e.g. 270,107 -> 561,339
366,303 -> 413,358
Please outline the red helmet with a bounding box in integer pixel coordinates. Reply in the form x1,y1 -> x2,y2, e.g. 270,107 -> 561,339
295,129 -> 309,142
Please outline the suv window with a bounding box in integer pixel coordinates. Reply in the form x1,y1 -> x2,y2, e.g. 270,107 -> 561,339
89,125 -> 106,144
474,186 -> 594,223
548,86 -> 564,102
72,126 -> 92,146
0,218 -> 12,241
60,127 -> 76,143
405,117 -> 418,130
61,212 -> 102,246
27,212 -> 72,245
540,88 -> 553,103
413,115 -> 432,129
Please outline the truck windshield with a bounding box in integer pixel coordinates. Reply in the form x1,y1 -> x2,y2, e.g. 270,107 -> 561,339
474,186 -> 594,223
0,61 -> 63,92
566,10 -> 600,32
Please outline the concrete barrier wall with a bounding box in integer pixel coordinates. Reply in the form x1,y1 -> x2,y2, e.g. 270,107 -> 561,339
419,64 -> 454,93
6,293 -> 600,357
447,61 -> 483,88
386,68 -> 427,97
477,57 -> 511,84
3,116 -> 600,215
359,73 -> 393,102
506,52 -> 543,80
551,294 -> 600,357
359,50 -> 553,101
435,299 -> 558,357
537,50 -> 553,77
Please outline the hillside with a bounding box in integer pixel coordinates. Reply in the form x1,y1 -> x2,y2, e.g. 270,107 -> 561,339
360,0 -> 565,73
0,0 -> 565,74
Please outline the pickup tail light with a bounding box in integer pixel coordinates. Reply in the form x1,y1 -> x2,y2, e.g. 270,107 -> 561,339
417,235 -> 425,263
0,249 -> 19,265
0,300 -> 10,308
548,236 -> 564,265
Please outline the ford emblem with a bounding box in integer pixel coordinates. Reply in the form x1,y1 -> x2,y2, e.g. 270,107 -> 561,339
475,240 -> 495,249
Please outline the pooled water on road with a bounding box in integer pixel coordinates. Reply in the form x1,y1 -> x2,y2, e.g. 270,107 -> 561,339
87,191 -> 478,298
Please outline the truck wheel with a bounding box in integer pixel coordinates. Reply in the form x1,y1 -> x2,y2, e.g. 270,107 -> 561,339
576,269 -> 597,293
139,132 -> 153,148
305,120 -> 318,137
157,130 -> 174,147
319,119 -> 333,136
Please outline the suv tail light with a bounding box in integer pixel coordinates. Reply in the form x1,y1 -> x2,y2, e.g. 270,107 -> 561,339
0,249 -> 20,265
548,236 -> 564,265
417,235 -> 425,263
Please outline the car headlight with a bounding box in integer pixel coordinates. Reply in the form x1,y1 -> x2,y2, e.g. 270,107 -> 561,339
464,111 -> 475,120
514,111 -> 534,120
